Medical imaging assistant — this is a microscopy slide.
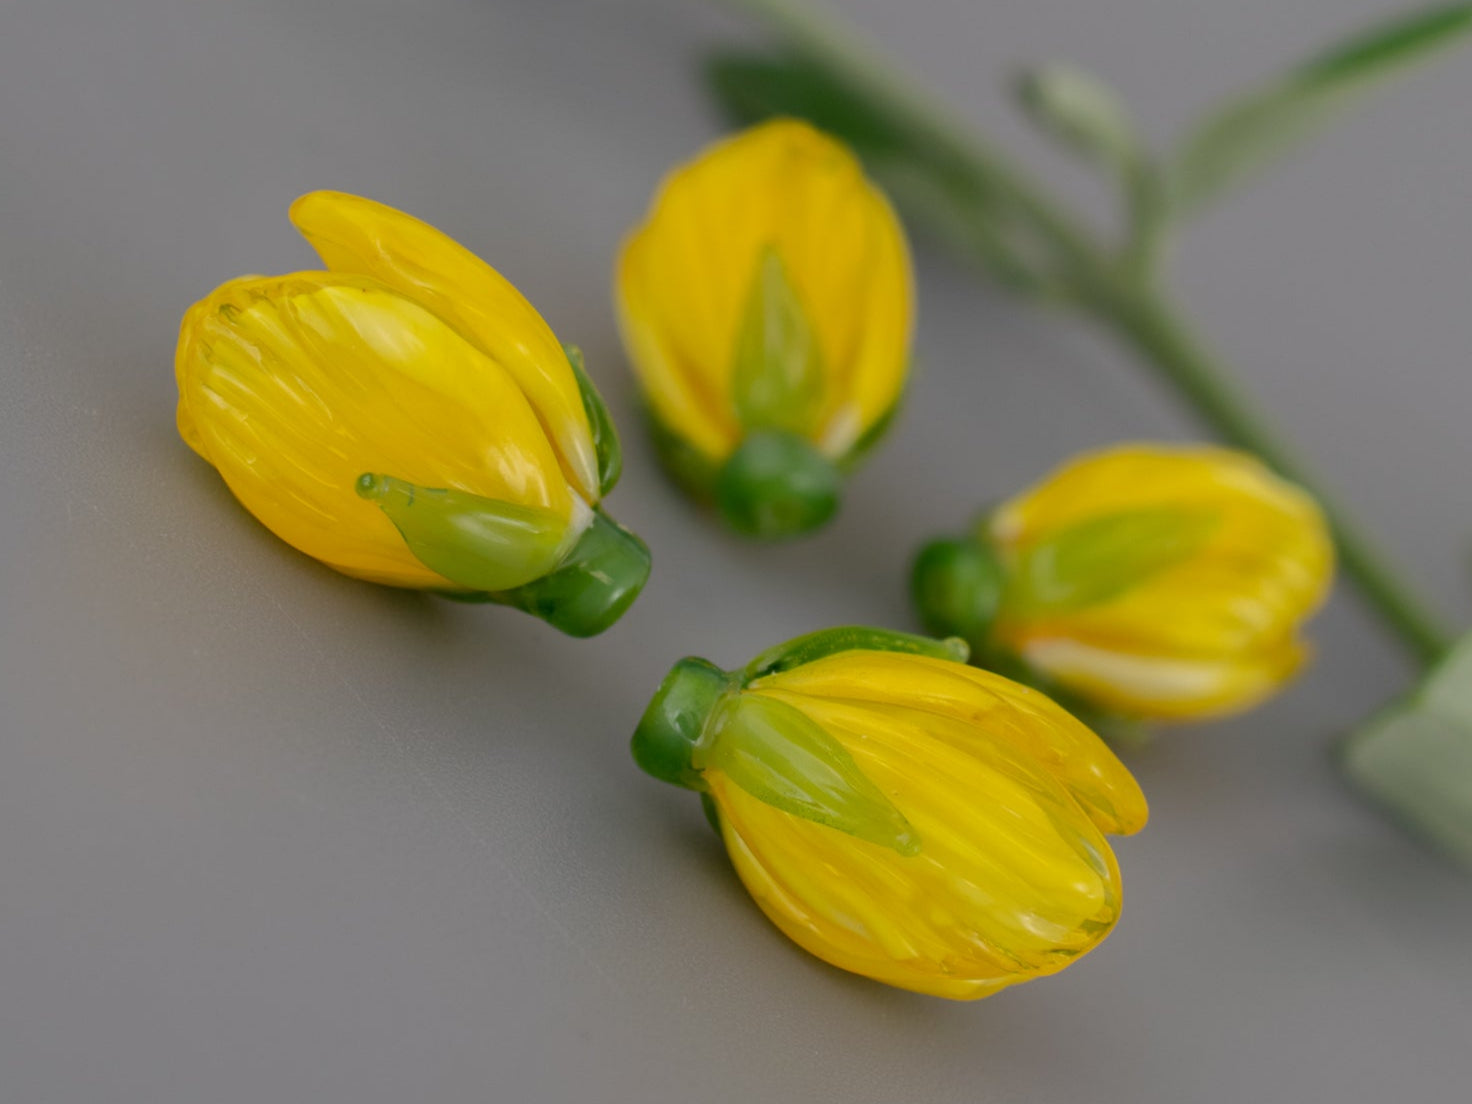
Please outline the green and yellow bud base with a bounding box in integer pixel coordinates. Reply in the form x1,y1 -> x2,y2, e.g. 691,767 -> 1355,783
479,510 -> 652,639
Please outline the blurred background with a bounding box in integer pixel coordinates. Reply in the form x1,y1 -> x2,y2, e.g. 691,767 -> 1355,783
3,1 -> 1471,1101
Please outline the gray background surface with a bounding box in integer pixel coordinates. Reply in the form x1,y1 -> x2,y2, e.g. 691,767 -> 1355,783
3,1 -> 1472,1101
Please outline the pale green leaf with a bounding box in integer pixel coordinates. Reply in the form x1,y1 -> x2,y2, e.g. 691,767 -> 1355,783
730,248 -> 826,436
357,474 -> 571,593
1173,4 -> 1472,212
563,345 -> 622,498
1342,626 -> 1472,868
1015,64 -> 1139,171
1342,708 -> 1472,867
1007,506 -> 1220,615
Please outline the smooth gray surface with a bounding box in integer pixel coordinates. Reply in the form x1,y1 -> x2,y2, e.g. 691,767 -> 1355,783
3,1 -> 1472,1101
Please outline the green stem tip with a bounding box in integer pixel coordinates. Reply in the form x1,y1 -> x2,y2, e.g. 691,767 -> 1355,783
489,508 -> 653,638
716,429 -> 841,539
910,534 -> 1005,645
632,657 -> 732,790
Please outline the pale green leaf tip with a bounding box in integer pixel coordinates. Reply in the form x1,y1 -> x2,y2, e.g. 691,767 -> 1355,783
712,693 -> 923,856
893,827 -> 923,858
357,472 -> 572,595
730,246 -> 826,439
1014,62 -> 1136,167
815,798 -> 921,857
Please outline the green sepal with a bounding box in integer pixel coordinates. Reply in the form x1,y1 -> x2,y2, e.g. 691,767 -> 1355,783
1341,629 -> 1472,867
563,344 -> 623,497
742,625 -> 968,685
715,429 -> 841,540
1006,506 -> 1219,616
357,473 -> 572,593
487,508 -> 651,638
645,407 -> 721,504
730,247 -> 826,438
910,535 -> 1006,646
701,692 -> 921,856
631,657 -> 732,791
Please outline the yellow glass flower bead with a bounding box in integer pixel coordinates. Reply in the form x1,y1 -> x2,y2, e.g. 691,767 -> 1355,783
176,191 -> 649,636
632,627 -> 1147,1000
913,444 -> 1334,720
617,119 -> 913,538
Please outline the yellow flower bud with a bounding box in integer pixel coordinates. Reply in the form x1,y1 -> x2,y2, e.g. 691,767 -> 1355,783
616,120 -> 913,538
633,628 -> 1147,999
914,444 -> 1334,719
176,191 -> 649,636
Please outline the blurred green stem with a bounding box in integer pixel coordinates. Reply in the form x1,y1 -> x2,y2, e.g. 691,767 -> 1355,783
718,0 -> 1454,668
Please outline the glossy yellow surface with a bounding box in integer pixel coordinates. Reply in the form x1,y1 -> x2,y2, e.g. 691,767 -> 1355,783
712,651 -> 1147,1000
616,119 -> 913,461
175,192 -> 600,588
990,444 -> 1334,719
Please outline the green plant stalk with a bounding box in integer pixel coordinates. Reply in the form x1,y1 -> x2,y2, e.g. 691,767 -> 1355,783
718,0 -> 1454,668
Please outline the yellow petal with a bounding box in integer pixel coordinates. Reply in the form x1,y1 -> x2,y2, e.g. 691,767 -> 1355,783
991,444 -> 1311,541
821,183 -> 912,456
173,328 -> 209,458
751,651 -> 1148,835
617,119 -> 912,461
1020,635 -> 1308,720
616,246 -> 733,459
714,688 -> 1124,1000
176,272 -> 573,587
289,191 -> 601,502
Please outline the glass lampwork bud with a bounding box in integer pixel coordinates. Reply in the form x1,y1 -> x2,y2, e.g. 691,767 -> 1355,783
617,119 -> 914,539
176,191 -> 649,636
912,444 -> 1334,720
632,626 -> 1148,999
